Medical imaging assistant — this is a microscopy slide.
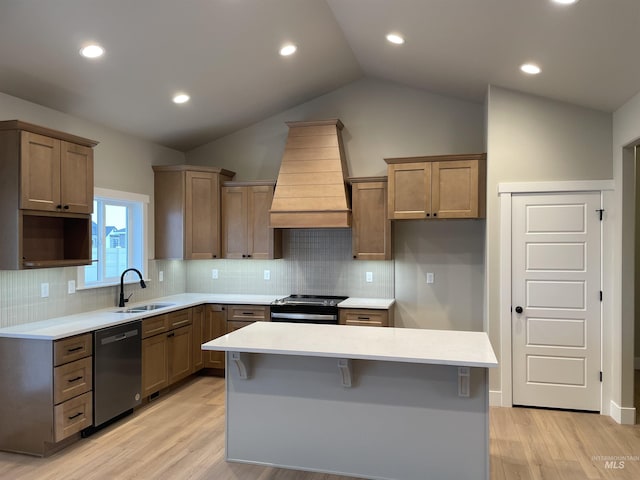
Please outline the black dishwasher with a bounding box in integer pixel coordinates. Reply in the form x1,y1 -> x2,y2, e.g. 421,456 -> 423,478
92,321 -> 142,429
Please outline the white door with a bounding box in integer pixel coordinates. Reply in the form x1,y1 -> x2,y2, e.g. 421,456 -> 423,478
512,192 -> 601,411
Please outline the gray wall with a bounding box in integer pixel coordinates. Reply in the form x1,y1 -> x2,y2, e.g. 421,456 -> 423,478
0,91 -> 186,328
486,86 -> 613,395
612,89 -> 640,412
186,77 -> 487,329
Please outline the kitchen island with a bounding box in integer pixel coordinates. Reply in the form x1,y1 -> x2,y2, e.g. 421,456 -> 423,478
202,322 -> 498,480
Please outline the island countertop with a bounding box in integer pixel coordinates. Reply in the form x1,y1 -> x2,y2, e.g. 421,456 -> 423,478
202,321 -> 498,368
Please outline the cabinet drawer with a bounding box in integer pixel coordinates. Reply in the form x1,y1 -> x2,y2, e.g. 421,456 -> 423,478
339,309 -> 389,327
226,305 -> 269,321
54,356 -> 93,404
227,320 -> 253,332
54,391 -> 92,442
54,333 -> 92,366
142,314 -> 169,338
168,308 -> 192,329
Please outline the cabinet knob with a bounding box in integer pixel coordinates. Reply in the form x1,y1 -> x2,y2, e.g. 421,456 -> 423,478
425,213 -> 430,217
212,255 -> 216,258
247,254 -> 251,258
64,205 -> 70,210
515,306 -> 523,314
56,205 -> 62,209
433,212 -> 437,217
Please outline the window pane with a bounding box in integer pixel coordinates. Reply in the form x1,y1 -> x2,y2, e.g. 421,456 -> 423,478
105,204 -> 128,279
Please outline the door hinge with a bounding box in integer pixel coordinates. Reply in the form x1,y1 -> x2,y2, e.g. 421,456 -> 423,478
600,291 -> 603,302
596,208 -> 604,221
599,371 -> 603,382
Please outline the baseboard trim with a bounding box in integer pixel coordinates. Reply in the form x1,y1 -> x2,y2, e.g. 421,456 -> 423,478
489,390 -> 502,407
610,400 -> 636,425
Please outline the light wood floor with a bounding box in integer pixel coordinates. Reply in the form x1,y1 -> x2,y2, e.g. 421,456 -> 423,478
0,375 -> 638,480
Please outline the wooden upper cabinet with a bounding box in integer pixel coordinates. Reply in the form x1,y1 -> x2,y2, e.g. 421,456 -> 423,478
0,121 -> 97,269
385,153 -> 486,220
221,181 -> 282,259
350,177 -> 392,260
153,165 -> 235,260
15,126 -> 95,214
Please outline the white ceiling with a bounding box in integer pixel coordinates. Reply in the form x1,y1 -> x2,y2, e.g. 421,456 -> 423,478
0,0 -> 638,151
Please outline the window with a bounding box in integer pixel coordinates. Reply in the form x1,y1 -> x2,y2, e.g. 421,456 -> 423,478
78,188 -> 149,289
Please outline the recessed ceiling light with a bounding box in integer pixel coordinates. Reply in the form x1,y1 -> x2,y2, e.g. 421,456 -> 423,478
279,44 -> 297,56
79,44 -> 104,59
520,63 -> 541,75
552,0 -> 579,5
173,93 -> 190,104
386,33 -> 405,45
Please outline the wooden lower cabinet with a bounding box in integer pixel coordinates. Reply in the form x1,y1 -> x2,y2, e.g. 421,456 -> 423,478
141,309 -> 193,397
0,332 -> 93,456
339,308 -> 394,327
227,320 -> 253,332
142,333 -> 169,397
191,305 -> 205,372
204,305 -> 227,369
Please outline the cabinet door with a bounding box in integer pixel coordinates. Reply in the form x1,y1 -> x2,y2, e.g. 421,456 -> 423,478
192,305 -> 205,372
431,160 -> 480,218
142,334 -> 168,397
204,305 -> 226,369
20,131 -> 61,211
222,186 -> 248,258
352,181 -> 391,260
249,185 -> 280,259
185,171 -> 220,259
227,320 -> 253,332
387,162 -> 431,219
168,325 -> 192,384
60,141 -> 93,214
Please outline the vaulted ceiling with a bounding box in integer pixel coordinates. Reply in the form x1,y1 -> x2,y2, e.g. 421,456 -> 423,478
1,0 -> 638,151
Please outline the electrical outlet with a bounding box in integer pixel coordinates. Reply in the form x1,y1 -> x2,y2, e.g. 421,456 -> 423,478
68,280 -> 76,294
426,272 -> 434,284
41,283 -> 49,298
211,269 -> 219,279
159,270 -> 164,282
264,270 -> 271,281
366,272 -> 373,283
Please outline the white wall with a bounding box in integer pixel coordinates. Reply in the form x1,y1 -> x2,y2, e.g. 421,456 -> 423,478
186,77 -> 487,330
0,91 -> 187,328
612,90 -> 640,418
486,86 -> 613,403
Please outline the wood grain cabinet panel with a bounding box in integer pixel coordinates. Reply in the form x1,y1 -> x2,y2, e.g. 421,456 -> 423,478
0,121 -> 97,269
385,153 -> 486,220
53,391 -> 93,443
53,357 -> 92,404
221,181 -> 282,259
54,333 -> 92,366
350,177 -> 392,260
191,305 -> 205,372
204,305 -> 227,369
153,165 -> 235,260
339,308 -> 393,327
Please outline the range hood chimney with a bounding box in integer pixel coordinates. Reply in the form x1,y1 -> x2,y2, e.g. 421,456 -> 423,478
270,119 -> 351,228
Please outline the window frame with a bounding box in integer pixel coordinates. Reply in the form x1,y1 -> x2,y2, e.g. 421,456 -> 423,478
77,187 -> 149,290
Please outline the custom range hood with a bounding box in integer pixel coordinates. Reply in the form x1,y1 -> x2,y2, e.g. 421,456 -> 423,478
270,119 -> 351,228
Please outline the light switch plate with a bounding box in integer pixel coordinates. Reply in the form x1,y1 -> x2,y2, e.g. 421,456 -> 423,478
211,269 -> 219,279
264,270 -> 271,280
68,280 -> 76,294
426,272 -> 434,284
159,270 -> 164,282
41,283 -> 49,298
366,272 -> 373,283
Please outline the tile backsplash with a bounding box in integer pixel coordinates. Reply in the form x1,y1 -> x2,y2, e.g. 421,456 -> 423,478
186,229 -> 394,298
0,229 -> 394,329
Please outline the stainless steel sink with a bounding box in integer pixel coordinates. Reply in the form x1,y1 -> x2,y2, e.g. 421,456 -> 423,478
115,302 -> 176,313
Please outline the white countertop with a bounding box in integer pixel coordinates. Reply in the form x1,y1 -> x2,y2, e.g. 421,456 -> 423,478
202,322 -> 498,368
0,294 -> 395,340
337,297 -> 395,309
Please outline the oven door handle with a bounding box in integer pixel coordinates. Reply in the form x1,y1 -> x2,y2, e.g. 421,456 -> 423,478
271,313 -> 337,321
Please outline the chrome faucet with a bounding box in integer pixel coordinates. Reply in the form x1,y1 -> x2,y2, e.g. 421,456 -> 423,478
119,268 -> 147,307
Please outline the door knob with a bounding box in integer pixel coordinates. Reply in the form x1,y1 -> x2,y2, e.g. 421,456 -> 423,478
515,306 -> 523,314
